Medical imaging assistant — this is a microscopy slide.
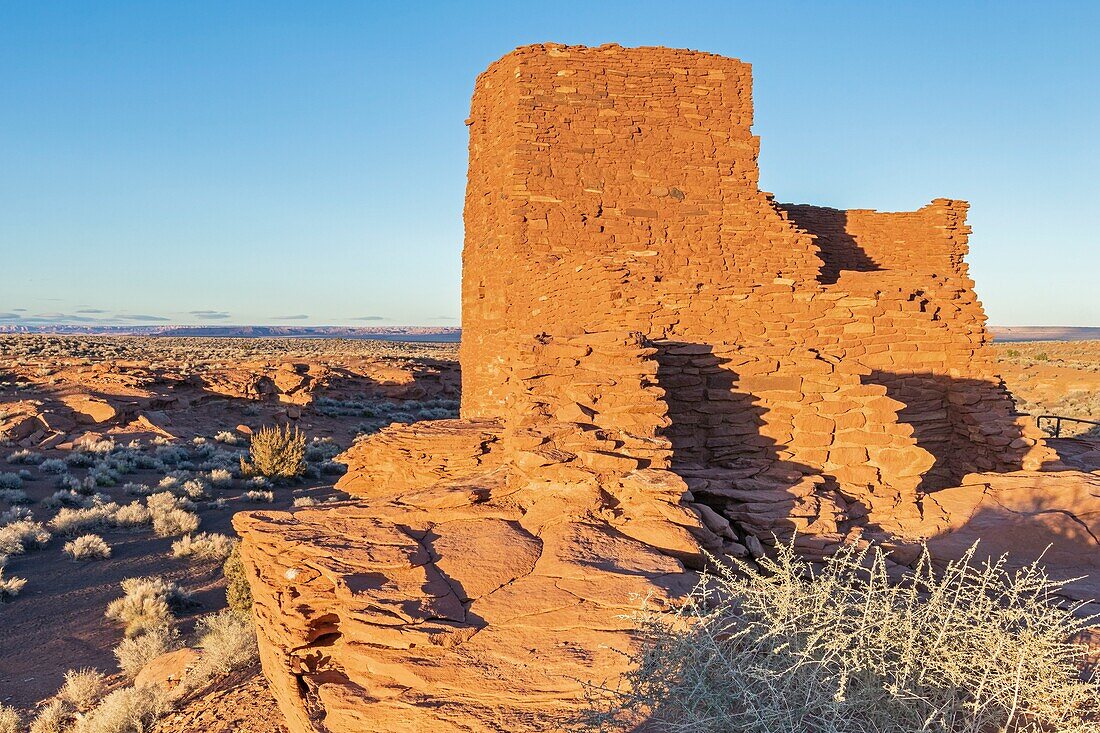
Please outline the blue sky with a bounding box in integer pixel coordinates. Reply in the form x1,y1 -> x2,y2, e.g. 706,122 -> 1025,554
1,1 -> 1096,327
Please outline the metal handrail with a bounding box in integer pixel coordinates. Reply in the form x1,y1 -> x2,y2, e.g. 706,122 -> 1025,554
1035,414 -> 1100,438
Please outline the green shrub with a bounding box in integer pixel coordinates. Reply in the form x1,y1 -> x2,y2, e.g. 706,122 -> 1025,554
223,544 -> 253,618
240,424 -> 306,480
585,542 -> 1099,733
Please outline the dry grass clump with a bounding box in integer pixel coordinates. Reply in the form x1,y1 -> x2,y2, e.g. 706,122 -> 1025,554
213,431 -> 240,445
586,542 -> 1100,733
29,698 -> 68,733
39,458 -> 69,475
6,449 -> 43,465
48,502 -> 119,536
146,492 -> 200,537
240,424 -> 305,480
0,568 -> 27,600
105,576 -> 190,638
113,623 -> 182,679
0,705 -> 21,733
112,500 -> 151,528
178,610 -> 258,696
64,534 -> 112,560
73,685 -> 167,733
59,667 -> 107,713
171,532 -> 236,562
208,467 -> 233,487
0,518 -> 51,555
242,489 -> 274,503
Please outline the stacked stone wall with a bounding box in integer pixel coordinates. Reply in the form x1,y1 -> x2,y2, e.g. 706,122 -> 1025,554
460,43 -> 1054,522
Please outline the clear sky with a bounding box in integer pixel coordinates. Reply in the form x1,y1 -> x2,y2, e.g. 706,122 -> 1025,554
1,1 -> 1096,327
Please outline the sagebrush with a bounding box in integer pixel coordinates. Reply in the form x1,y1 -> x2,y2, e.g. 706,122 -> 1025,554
113,624 -> 182,680
105,576 -> 190,638
585,542 -> 1100,733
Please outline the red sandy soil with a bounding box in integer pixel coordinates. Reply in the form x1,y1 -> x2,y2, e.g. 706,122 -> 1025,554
0,335 -> 458,717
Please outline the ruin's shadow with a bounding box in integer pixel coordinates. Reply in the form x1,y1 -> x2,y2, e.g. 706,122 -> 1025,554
862,371 -> 1057,492
652,341 -> 855,540
649,343 -> 1074,545
778,205 -> 882,285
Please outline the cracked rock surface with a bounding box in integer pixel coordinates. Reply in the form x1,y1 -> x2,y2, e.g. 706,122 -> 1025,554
235,467 -> 702,732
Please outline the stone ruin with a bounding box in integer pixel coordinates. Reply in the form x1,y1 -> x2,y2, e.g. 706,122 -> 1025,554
235,44 -> 1093,733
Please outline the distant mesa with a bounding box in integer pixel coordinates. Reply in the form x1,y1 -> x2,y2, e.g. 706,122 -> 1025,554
0,324 -> 461,342
989,326 -> 1100,342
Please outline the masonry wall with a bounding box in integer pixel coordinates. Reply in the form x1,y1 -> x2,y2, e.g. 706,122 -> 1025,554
461,44 -> 1053,525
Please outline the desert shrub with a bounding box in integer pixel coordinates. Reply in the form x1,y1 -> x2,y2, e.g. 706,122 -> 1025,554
146,491 -> 194,513
223,544 -> 253,618
112,501 -> 152,528
208,468 -> 233,487
65,534 -> 112,560
242,489 -> 274,503
0,518 -> 51,555
0,506 -> 32,524
214,431 -> 240,445
180,478 -> 209,500
39,458 -> 69,475
29,698 -> 70,733
105,576 -> 190,638
319,460 -> 346,476
87,465 -> 119,487
74,685 -> 167,733
79,438 -> 116,454
55,473 -> 81,490
0,472 -> 24,490
0,487 -> 28,504
48,502 -> 119,536
151,506 -> 199,537
131,454 -> 163,471
43,488 -> 95,508
64,451 -> 96,468
304,438 -> 341,462
586,542 -> 1100,733
179,610 -> 258,694
241,424 -> 305,480
171,532 -> 236,562
0,705 -> 21,733
156,474 -> 181,491
60,667 -> 107,712
122,481 -> 152,496
112,624 -> 182,680
0,569 -> 27,600
146,492 -> 199,537
293,496 -> 318,507
1036,352 -> 1050,361
154,445 -> 189,466
7,449 -> 43,465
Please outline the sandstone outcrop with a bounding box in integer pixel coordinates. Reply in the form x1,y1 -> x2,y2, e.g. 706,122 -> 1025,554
235,44 -> 1072,732
921,470 -> 1100,609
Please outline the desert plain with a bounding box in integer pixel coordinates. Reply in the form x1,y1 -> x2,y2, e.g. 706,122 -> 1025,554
0,334 -> 460,730
0,333 -> 1096,730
